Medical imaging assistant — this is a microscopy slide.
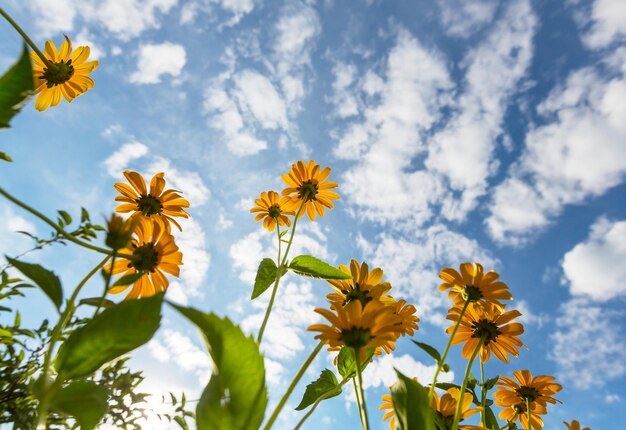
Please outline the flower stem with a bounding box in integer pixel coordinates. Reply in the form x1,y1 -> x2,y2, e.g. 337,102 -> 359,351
353,377 -> 365,428
0,187 -> 128,258
0,8 -> 53,68
263,340 -> 324,430
93,251 -> 116,317
480,359 -> 486,427
354,347 -> 370,430
527,398 -> 532,430
451,338 -> 483,430
429,299 -> 470,401
294,377 -> 349,429
257,199 -> 306,344
36,256 -> 110,427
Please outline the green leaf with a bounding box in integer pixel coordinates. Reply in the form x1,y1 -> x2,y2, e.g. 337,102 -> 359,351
6,257 -> 63,309
484,405 -> 500,430
391,370 -> 435,430
49,381 -> 108,430
483,376 -> 499,391
79,297 -> 116,308
112,272 -> 143,287
336,347 -> 375,379
0,151 -> 12,162
251,258 -> 284,300
295,369 -> 341,410
58,210 -> 72,225
412,340 -> 442,363
288,255 -> 352,280
81,207 -> 91,223
0,44 -> 34,129
55,293 -> 163,379
170,305 -> 267,430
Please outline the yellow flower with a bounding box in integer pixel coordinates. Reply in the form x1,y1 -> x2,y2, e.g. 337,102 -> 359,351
494,370 -> 562,430
30,36 -> 99,111
446,302 -> 524,363
106,218 -> 183,299
439,263 -> 512,308
432,388 -> 485,430
281,160 -> 339,220
105,213 -> 137,251
114,170 -> 190,232
392,298 -> 420,337
308,300 -> 403,352
379,393 -> 397,430
249,191 -> 295,232
564,420 -> 590,430
326,260 -> 393,307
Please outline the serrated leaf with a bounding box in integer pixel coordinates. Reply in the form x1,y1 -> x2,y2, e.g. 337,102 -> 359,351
288,255 -> 352,280
6,257 -> 63,309
295,369 -> 341,410
391,370 -> 435,430
58,210 -> 72,225
0,151 -> 12,162
79,297 -> 116,308
112,272 -> 143,287
0,44 -> 34,129
337,347 -> 375,379
49,381 -> 108,430
251,258 -> 282,300
412,340 -> 442,363
170,305 -> 267,430
55,293 -> 163,379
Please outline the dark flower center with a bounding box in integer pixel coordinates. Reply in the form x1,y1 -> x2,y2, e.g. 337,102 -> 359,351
513,403 -> 527,414
297,180 -> 318,201
516,386 -> 540,403
41,60 -> 75,87
462,284 -> 483,302
339,327 -> 372,349
136,194 -> 163,216
342,283 -> 372,307
471,319 -> 501,344
129,244 -> 159,272
268,205 -> 281,218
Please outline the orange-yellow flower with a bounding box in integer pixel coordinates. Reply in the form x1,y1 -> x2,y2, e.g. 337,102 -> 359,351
326,260 -> 392,307
30,36 -> 98,111
114,170 -> 190,232
379,393 -> 397,430
281,160 -> 339,221
432,387 -> 485,430
106,218 -> 182,299
439,263 -> 512,308
564,420 -> 590,430
250,191 -> 295,232
447,302 -> 524,363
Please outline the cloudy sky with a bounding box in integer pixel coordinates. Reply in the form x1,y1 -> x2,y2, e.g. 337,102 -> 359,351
1,0 -> 625,428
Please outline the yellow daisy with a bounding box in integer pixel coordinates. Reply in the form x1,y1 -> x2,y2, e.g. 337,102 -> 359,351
281,160 -> 339,221
30,36 -> 99,111
392,298 -> 420,337
446,302 -> 524,363
114,170 -> 190,232
497,401 -> 547,430
432,387 -> 485,430
249,190 -> 295,232
106,218 -> 183,299
326,260 -> 393,307
379,393 -> 397,430
439,263 -> 512,308
564,420 -> 590,430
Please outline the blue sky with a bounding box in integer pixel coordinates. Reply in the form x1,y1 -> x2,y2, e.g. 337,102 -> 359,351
1,0 -> 625,428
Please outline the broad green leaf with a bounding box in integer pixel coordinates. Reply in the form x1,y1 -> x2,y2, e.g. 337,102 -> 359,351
336,347 -> 375,379
288,255 -> 352,280
58,210 -> 72,225
484,405 -> 500,430
55,293 -> 163,379
6,256 -> 63,309
391,370 -> 435,430
171,305 -> 267,430
49,381 -> 108,430
79,297 -> 115,308
251,258 -> 284,299
0,44 -> 34,129
412,340 -> 442,363
0,151 -> 12,162
112,272 -> 143,287
295,369 -> 341,410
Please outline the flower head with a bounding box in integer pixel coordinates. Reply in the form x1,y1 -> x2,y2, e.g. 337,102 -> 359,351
497,401 -> 547,430
439,263 -> 512,308
379,393 -> 397,430
250,191 -> 295,232
105,213 -> 137,250
326,260 -> 393,307
30,36 -> 99,111
281,160 -> 339,221
447,302 -> 524,363
432,387 -> 485,430
114,170 -> 190,232
564,420 -> 590,430
105,218 -> 183,299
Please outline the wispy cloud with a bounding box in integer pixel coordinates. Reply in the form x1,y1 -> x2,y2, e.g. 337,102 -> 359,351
129,42 -> 187,85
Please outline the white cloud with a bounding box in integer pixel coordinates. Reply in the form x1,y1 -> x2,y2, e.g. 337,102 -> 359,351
583,0 -> 626,48
147,329 -> 213,380
605,393 -> 621,404
179,0 -> 255,27
361,354 -> 454,391
103,141 -> 149,176
129,42 -> 187,85
561,217 -> 626,302
74,28 -> 105,59
515,300 -> 549,328
427,0 -> 537,220
146,156 -> 211,207
550,298 -> 626,388
234,70 -> 288,130
0,205 -> 37,258
327,62 -> 359,118
486,56 -> 626,245
437,0 -> 498,38
361,224 -> 496,326
27,0 -> 76,36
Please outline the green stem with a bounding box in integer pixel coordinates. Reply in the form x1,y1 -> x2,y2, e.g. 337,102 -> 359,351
294,377 -> 350,430
429,299 -> 470,401
352,377 -> 365,428
480,360 -> 486,427
0,187 -> 128,258
257,199 -> 306,344
36,255 -> 110,427
93,251 -> 116,317
0,8 -> 53,68
451,339 -> 483,430
526,398 -> 531,430
263,340 -> 324,430
354,347 -> 370,430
